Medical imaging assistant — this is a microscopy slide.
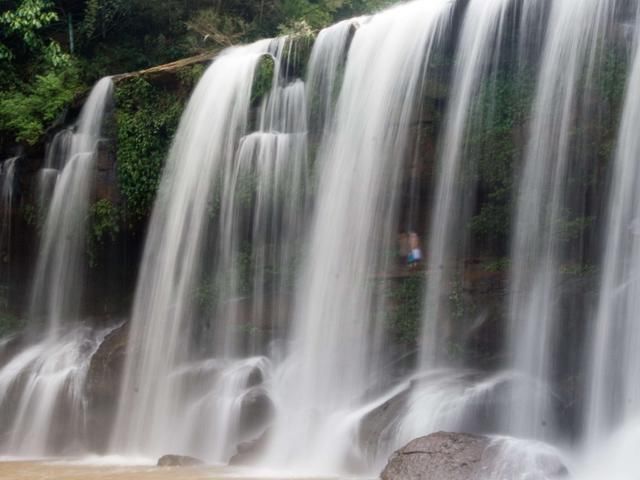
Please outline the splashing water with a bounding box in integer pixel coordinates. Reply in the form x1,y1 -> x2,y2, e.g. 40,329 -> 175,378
0,325 -> 116,456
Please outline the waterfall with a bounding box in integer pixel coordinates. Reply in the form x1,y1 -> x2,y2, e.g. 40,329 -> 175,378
214,38 -> 310,360
584,10 -> 640,446
1,0 -> 640,474
38,129 -> 73,216
0,157 -> 17,290
0,325 -> 115,456
111,37 -> 311,462
419,0 -> 514,368
29,77 -> 113,337
397,0 -> 520,446
111,40 -> 270,459
505,0 -> 618,440
261,0 -> 452,473
0,78 -> 114,457
305,19 -> 357,138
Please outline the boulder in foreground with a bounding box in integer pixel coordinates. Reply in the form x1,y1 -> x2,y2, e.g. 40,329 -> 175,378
157,454 -> 203,467
381,431 -> 568,480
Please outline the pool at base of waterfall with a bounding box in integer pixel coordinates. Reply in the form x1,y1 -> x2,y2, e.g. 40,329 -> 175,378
0,461 -> 373,480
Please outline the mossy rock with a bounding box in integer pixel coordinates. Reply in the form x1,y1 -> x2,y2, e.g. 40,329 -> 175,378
251,54 -> 275,106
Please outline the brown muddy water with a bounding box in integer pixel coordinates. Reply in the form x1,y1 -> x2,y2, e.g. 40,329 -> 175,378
0,461 -> 365,480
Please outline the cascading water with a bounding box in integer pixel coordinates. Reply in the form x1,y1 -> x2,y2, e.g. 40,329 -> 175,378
261,1 -> 453,473
214,39 -> 310,359
2,0 -> 640,476
305,19 -> 357,138
0,78 -> 114,456
0,157 -> 17,288
29,77 -> 114,336
505,0 -> 618,441
399,0 -> 524,448
0,325 -> 115,456
111,37 -> 311,462
584,9 -> 640,450
418,0 -> 514,368
38,129 -> 72,215
111,40 -> 270,460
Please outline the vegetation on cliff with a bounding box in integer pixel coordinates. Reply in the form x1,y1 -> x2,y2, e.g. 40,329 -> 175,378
0,0 -> 394,152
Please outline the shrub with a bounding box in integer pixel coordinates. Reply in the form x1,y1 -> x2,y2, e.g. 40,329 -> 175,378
115,76 -> 187,222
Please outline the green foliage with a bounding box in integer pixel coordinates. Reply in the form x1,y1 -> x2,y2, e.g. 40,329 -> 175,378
448,280 -> 468,321
275,0 -> 395,33
597,48 -> 629,111
554,211 -> 595,242
185,9 -> 248,48
194,278 -> 220,311
194,245 -> 254,310
0,0 -> 63,64
21,202 -> 39,227
0,0 -> 81,147
469,199 -> 509,245
277,0 -> 332,32
467,70 -> 535,251
76,0 -> 215,75
559,263 -> 596,276
0,0 -> 396,150
482,257 -> 510,273
86,198 -> 120,267
0,65 -> 83,144
115,77 -> 187,221
331,0 -> 396,17
89,198 -> 120,238
176,63 -> 206,89
278,18 -> 315,37
283,33 -> 315,78
80,0 -> 130,42
252,55 -> 275,105
0,311 -> 24,337
385,275 -> 423,345
0,285 -> 22,337
236,169 -> 261,208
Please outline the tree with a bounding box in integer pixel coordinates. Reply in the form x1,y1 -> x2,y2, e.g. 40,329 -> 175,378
0,0 -> 67,67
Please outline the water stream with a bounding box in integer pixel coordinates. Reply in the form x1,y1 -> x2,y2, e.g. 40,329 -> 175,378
0,78 -> 114,456
506,0 -> 619,441
1,1 -> 640,478
29,77 -> 114,337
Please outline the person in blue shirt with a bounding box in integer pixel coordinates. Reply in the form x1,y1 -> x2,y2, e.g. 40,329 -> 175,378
407,231 -> 422,267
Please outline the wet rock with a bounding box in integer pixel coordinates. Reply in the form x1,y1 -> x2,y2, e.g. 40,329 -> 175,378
157,454 -> 204,467
85,322 -> 129,452
246,365 -> 264,388
381,431 -> 568,480
238,388 -> 275,438
359,385 -> 410,459
229,429 -> 269,465
86,323 -> 128,403
382,431 -> 488,480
